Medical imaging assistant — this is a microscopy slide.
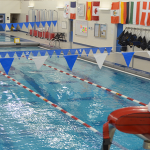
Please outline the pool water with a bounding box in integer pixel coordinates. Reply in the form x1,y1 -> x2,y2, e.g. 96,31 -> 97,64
0,52 -> 149,149
0,46 -> 43,51
0,34 -> 32,42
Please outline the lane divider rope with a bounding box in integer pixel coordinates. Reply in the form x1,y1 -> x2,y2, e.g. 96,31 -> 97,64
24,56 -> 147,106
0,57 -> 127,149
0,71 -> 127,150
0,70 -> 100,135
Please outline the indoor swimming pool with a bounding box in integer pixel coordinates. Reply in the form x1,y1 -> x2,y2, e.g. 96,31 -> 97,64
0,50 -> 149,150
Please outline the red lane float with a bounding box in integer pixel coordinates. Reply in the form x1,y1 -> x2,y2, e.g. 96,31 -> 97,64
102,106 -> 150,150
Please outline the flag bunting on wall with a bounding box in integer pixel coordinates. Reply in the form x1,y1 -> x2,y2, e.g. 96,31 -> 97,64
70,1 -> 76,19
92,1 -> 100,21
129,1 -> 140,25
86,2 -> 92,21
140,1 -> 150,26
120,2 -> 130,24
111,2 -> 120,24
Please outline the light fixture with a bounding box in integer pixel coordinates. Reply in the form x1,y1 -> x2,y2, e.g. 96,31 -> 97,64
99,8 -> 110,10
56,6 -> 64,9
28,6 -> 34,8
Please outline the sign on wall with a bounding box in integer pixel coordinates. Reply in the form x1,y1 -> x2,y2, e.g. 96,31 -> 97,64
75,20 -> 88,36
77,4 -> 85,17
64,1 -> 70,18
94,24 -> 107,38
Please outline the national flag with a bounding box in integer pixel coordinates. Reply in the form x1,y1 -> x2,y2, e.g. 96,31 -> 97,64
140,1 -> 150,26
86,2 -> 92,21
92,1 -> 100,21
120,2 -> 129,24
111,2 -> 120,24
70,2 -> 76,19
126,2 -> 130,24
129,1 -> 140,25
64,1 -> 70,18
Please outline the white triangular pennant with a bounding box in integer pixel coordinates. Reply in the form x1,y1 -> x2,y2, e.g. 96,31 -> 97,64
32,56 -> 48,70
147,52 -> 150,57
93,53 -> 108,69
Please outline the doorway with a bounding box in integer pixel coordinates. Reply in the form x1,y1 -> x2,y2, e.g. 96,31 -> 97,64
0,14 -> 5,31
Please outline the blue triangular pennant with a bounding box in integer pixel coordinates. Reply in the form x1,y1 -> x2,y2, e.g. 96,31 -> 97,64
62,49 -> 69,55
40,50 -> 46,56
92,48 -> 98,54
77,49 -> 83,56
47,50 -> 54,58
36,22 -> 40,28
70,49 -> 76,55
122,52 -> 135,67
7,23 -> 12,29
16,51 -> 23,59
32,51 -> 39,56
30,22 -> 35,28
52,21 -> 57,26
47,21 -> 51,27
18,23 -> 23,29
23,51 -> 31,59
64,55 -> 78,71
1,24 -> 6,30
106,47 -> 112,55
84,48 -> 91,56
99,47 -> 105,53
0,58 -> 14,75
13,23 -> 18,29
0,52 -> 7,58
55,50 -> 62,58
41,21 -> 46,27
24,22 -> 29,28
8,52 -> 15,58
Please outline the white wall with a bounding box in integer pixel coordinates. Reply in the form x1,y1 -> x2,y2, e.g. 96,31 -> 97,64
17,0 -> 150,73
0,1 -> 21,30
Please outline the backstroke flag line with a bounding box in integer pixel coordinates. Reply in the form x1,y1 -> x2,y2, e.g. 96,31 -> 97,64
32,56 -> 48,70
0,58 -> 14,75
122,52 -> 135,67
64,55 -> 78,71
93,53 -> 108,69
